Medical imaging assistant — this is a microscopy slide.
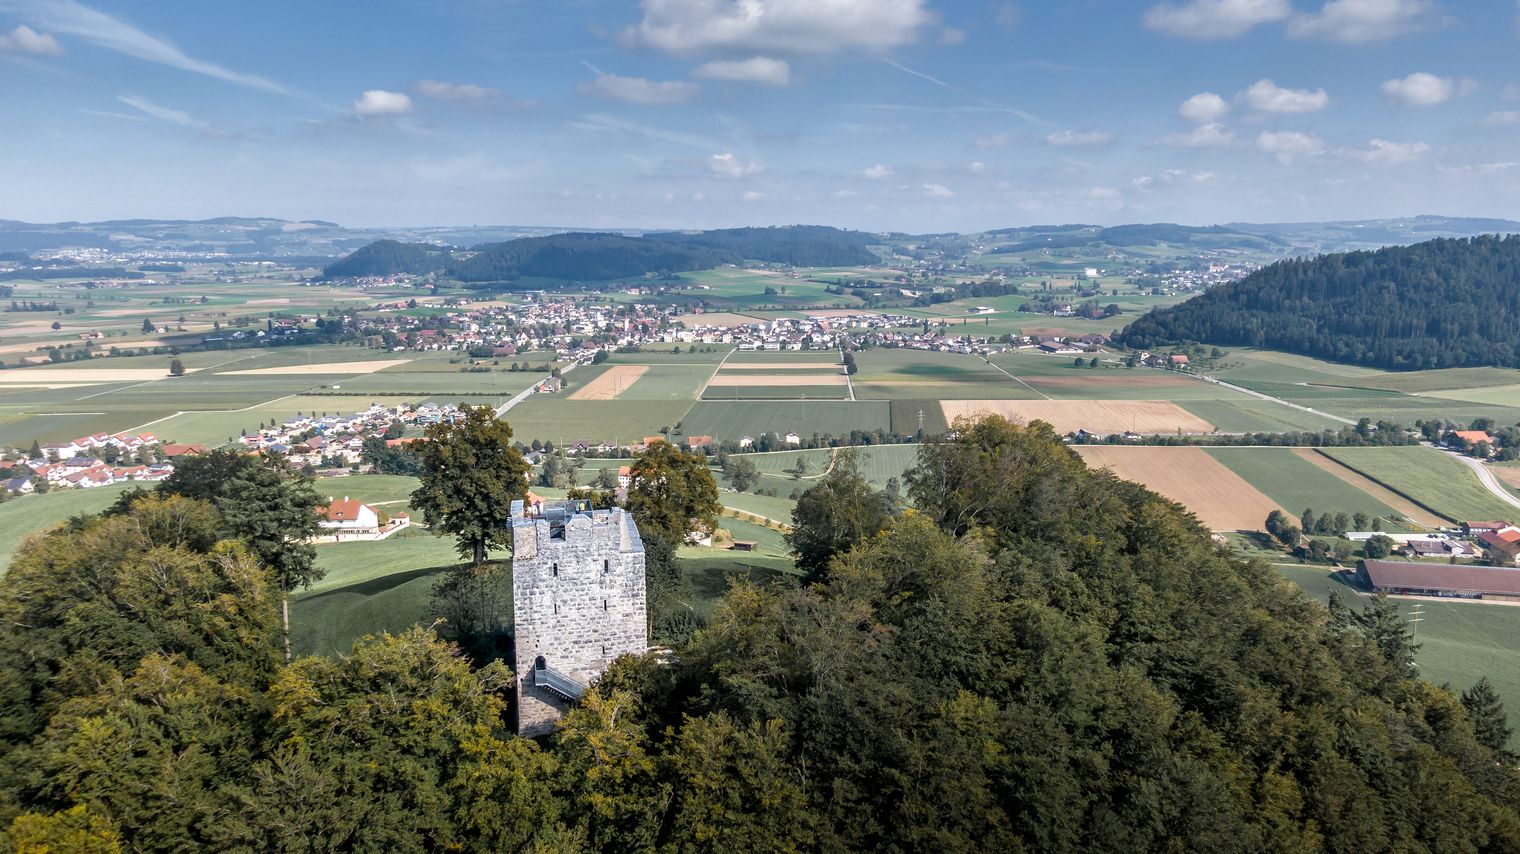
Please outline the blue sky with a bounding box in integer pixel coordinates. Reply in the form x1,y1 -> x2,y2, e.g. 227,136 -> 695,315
1,0 -> 1517,231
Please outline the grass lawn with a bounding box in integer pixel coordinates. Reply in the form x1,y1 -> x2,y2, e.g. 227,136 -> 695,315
1321,446 -> 1518,523
1276,563 -> 1520,747
1205,448 -> 1395,520
312,474 -> 421,507
0,481 -> 139,574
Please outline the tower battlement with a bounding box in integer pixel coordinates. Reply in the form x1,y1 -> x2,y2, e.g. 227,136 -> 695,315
510,498 -> 646,737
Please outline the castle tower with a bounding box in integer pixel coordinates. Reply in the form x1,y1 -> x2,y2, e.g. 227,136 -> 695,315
510,498 -> 647,737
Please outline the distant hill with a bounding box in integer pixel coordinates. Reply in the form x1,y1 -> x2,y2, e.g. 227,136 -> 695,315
1120,235 -> 1520,370
985,223 -> 1282,254
320,240 -> 453,278
323,225 -> 881,283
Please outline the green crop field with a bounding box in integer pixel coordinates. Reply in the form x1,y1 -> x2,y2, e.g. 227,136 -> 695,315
503,398 -> 696,444
1277,564 -> 1520,746
853,349 -> 1037,400
1323,367 -> 1520,394
1212,349 -> 1385,385
623,365 -> 721,400
1321,446 -> 1518,523
678,400 -> 892,441
1177,399 -> 1348,433
699,384 -> 852,400
1205,448 -> 1395,519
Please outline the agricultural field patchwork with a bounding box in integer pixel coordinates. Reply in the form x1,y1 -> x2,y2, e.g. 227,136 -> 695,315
1203,448 -> 1396,521
678,400 -> 892,441
1320,446 -> 1518,524
1074,446 -> 1286,530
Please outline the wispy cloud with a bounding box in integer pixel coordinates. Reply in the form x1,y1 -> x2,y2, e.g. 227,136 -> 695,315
0,0 -> 284,92
1287,0 -> 1437,43
117,93 -> 208,129
578,61 -> 698,105
883,58 -> 948,88
1046,129 -> 1115,147
413,80 -> 535,108
1143,0 -> 1292,39
570,113 -> 723,150
623,0 -> 934,55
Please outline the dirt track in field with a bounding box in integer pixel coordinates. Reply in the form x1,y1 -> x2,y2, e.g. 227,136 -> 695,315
1075,446 -> 1287,530
569,365 -> 648,400
941,399 -> 1215,434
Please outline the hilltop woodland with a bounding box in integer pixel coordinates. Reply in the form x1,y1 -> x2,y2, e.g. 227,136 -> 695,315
321,225 -> 881,283
1121,235 -> 1520,370
4,414 -> 1520,851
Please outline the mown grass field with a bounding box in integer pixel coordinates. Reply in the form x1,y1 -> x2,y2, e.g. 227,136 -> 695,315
503,398 -> 696,444
678,400 -> 892,441
1204,448 -> 1395,520
0,481 -> 138,574
1321,446 -> 1518,523
1277,563 -> 1520,746
854,349 -> 1035,400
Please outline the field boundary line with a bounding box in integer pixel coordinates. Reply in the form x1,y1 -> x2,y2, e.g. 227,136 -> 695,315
982,357 -> 1050,400
1309,449 -> 1456,526
841,347 -> 855,401
695,347 -> 737,400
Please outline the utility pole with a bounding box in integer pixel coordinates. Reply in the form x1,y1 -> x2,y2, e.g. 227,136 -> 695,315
1407,603 -> 1425,671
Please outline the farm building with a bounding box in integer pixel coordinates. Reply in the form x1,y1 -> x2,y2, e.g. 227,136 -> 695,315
1356,559 -> 1520,601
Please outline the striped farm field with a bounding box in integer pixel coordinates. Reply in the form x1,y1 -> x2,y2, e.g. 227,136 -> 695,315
1075,446 -> 1287,530
941,400 -> 1214,435
1319,446 -> 1519,524
569,365 -> 648,400
1203,447 -> 1396,521
707,373 -> 847,387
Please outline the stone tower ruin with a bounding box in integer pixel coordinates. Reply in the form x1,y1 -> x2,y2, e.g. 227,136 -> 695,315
510,497 -> 647,737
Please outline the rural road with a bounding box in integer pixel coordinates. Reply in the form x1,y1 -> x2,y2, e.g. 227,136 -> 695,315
1444,450 -> 1520,513
495,363 -> 578,417
1194,374 -> 1358,427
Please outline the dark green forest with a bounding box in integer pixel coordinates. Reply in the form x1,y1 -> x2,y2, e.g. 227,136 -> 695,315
4,416 -> 1520,851
1121,235 -> 1520,369
319,239 -> 455,279
321,226 -> 880,282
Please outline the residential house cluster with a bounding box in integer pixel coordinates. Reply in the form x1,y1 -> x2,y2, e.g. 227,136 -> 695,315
3,431 -> 188,494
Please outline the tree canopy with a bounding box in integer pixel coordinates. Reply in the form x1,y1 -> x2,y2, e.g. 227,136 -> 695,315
410,406 -> 530,565
1121,235 -> 1520,369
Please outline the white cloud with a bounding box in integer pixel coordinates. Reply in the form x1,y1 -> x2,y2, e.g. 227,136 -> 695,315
1257,129 -> 1325,162
1046,129 -> 1115,147
1142,0 -> 1291,38
692,56 -> 791,86
939,26 -> 966,45
1240,78 -> 1329,113
579,71 -> 699,105
413,80 -> 530,107
707,152 -> 764,177
623,0 -> 934,54
0,0 -> 283,91
116,94 -> 207,130
1439,161 -> 1520,176
973,133 -> 1012,149
353,90 -> 413,117
1087,186 -> 1121,200
1346,138 -> 1429,164
922,182 -> 956,198
1380,73 -> 1475,107
741,190 -> 765,202
1178,92 -> 1230,123
862,163 -> 895,179
1158,122 -> 1234,147
968,161 -> 988,173
0,23 -> 62,55
1485,110 -> 1520,126
1288,0 -> 1436,43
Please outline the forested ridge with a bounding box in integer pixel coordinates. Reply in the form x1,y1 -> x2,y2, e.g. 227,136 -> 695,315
3,416 -> 1520,851
321,226 -> 880,282
1121,235 -> 1520,369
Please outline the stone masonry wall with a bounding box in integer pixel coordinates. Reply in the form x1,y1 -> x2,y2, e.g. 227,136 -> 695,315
513,507 -> 646,737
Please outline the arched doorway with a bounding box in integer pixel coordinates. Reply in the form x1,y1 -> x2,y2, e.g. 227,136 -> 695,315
534,655 -> 546,671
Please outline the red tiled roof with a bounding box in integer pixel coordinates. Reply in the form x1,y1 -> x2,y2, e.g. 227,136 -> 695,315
324,499 -> 366,522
